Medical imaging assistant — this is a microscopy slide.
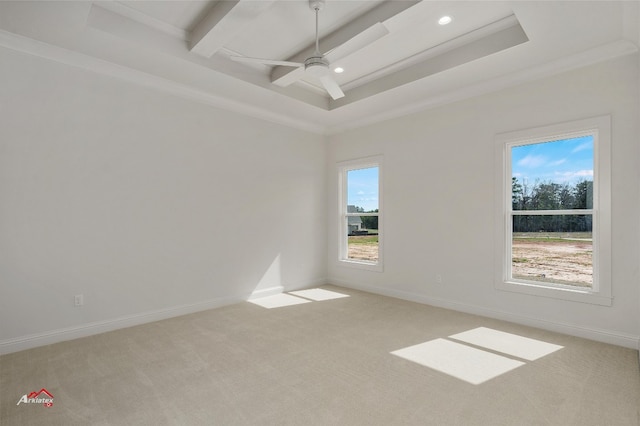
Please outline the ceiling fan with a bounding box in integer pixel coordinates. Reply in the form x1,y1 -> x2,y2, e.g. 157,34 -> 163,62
230,0 -> 386,100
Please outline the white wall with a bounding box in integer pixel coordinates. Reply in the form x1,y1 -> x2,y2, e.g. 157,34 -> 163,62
0,47 -> 327,353
637,12 -> 640,357
1,44 -> 637,355
328,55 -> 640,348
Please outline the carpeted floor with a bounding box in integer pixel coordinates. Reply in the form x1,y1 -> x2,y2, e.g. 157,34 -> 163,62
1,285 -> 639,425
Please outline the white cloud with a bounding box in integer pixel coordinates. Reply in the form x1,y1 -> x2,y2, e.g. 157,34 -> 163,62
549,159 -> 566,167
517,155 -> 546,168
571,142 -> 592,153
553,169 -> 593,182
574,169 -> 594,177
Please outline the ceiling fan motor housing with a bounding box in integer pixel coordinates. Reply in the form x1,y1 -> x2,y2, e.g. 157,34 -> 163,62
304,55 -> 330,77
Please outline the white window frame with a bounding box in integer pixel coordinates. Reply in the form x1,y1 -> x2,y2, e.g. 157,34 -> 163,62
338,156 -> 383,272
494,116 -> 611,306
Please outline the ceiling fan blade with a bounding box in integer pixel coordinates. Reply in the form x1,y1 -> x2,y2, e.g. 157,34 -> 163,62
230,56 -> 303,68
324,22 -> 389,63
319,75 -> 345,100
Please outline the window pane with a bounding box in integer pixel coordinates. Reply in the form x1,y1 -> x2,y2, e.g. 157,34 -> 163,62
511,215 -> 592,287
345,166 -> 379,263
347,217 -> 379,262
511,136 -> 593,211
347,167 -> 379,212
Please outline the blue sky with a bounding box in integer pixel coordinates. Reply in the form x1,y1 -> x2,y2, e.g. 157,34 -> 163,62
347,166 -> 379,212
511,135 -> 593,185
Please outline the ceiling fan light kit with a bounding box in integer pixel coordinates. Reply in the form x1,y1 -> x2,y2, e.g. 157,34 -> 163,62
304,56 -> 330,77
230,0 -> 346,100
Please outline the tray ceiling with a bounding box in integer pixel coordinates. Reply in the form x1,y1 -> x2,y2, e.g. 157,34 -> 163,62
0,1 -> 637,134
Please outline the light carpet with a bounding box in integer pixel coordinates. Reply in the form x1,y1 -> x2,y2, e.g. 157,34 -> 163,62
1,285 -> 639,425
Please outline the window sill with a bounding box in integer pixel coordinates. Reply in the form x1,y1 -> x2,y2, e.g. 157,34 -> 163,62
496,280 -> 612,306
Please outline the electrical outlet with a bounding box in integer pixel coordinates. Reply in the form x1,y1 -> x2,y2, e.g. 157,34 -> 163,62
436,274 -> 443,284
74,294 -> 83,307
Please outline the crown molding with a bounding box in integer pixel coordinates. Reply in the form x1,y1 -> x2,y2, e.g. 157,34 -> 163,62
0,29 -> 327,135
1,27 -> 636,138
325,39 -> 638,135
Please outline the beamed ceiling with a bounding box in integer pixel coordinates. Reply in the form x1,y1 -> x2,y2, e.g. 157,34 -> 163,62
0,1 -> 638,134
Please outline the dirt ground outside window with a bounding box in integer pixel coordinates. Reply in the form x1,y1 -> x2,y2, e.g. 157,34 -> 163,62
512,233 -> 593,287
348,235 -> 378,262
347,233 -> 592,287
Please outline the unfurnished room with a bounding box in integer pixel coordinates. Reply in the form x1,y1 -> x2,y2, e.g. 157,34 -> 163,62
1,1 -> 639,425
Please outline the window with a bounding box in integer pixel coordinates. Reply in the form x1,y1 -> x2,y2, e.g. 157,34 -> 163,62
495,116 -> 611,305
338,157 -> 382,271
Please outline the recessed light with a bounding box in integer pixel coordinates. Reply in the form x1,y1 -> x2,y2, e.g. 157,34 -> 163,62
334,67 -> 344,74
438,15 -> 452,25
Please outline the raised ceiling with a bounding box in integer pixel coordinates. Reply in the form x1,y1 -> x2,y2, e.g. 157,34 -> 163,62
0,1 -> 638,134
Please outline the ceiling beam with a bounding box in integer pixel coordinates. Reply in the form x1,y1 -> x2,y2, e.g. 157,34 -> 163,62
271,0 -> 420,87
189,0 -> 276,58
329,17 -> 530,110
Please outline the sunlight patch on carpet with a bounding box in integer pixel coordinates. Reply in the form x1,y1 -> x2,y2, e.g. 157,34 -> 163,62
249,293 -> 311,309
449,327 -> 563,361
289,288 -> 350,301
391,338 -> 525,385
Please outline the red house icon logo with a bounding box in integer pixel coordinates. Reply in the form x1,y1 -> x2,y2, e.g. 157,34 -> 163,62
17,388 -> 54,407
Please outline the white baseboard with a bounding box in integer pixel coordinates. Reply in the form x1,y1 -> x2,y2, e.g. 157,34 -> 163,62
0,278 -> 330,356
6,278 -> 632,355
248,286 -> 285,300
0,293 -> 243,355
291,277 -> 330,291
249,277 -> 329,300
329,278 -> 640,350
